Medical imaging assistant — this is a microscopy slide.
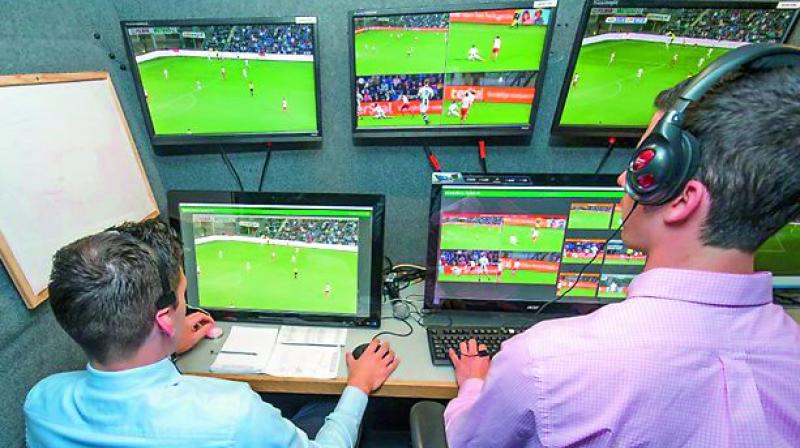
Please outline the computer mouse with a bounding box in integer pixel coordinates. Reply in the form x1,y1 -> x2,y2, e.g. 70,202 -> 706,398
206,326 -> 224,339
352,342 -> 378,360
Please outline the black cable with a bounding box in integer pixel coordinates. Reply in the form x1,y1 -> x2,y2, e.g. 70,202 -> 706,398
258,148 -> 271,192
535,202 -> 639,317
372,316 -> 414,340
220,149 -> 244,191
594,137 -> 618,175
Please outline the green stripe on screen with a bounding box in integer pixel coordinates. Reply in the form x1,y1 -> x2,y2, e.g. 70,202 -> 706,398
179,206 -> 371,218
443,189 -> 624,198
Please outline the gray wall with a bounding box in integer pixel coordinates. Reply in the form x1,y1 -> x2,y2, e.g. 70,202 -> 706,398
0,0 -> 632,446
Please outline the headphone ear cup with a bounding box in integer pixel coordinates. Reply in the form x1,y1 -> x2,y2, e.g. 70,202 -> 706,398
626,135 -> 670,204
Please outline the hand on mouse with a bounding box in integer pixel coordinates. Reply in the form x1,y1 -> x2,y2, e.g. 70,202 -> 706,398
345,339 -> 400,395
448,338 -> 491,387
176,311 -> 216,355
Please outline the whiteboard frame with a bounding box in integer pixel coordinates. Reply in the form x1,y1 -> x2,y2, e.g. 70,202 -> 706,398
0,71 -> 159,309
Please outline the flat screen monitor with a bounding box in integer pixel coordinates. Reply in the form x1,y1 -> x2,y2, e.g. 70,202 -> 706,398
350,3 -> 558,138
121,18 -> 322,150
551,1 -> 799,138
168,191 -> 384,327
424,173 -> 800,314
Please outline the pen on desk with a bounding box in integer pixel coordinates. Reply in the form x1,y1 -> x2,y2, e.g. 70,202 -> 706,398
219,350 -> 258,356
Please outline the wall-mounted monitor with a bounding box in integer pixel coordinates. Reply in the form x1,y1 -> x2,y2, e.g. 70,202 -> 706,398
121,18 -> 322,151
349,2 -> 558,139
551,1 -> 799,139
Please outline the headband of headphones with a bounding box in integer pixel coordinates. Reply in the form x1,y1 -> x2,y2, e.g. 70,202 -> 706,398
625,43 -> 800,206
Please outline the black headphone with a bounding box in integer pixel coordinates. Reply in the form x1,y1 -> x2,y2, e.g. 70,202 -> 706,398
626,43 -> 800,206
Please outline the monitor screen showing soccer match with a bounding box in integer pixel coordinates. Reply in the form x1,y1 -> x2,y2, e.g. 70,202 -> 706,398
431,183 -> 645,305
122,19 -> 320,140
555,3 -> 797,131
351,6 -> 555,132
177,203 -> 375,318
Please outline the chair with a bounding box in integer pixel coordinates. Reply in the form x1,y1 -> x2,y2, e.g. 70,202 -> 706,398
409,401 -> 448,448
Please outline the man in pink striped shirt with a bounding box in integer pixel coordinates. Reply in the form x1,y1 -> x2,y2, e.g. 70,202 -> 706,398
444,67 -> 800,446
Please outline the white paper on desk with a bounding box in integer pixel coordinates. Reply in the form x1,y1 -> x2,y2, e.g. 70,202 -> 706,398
277,326 -> 348,347
265,344 -> 341,379
209,326 -> 278,374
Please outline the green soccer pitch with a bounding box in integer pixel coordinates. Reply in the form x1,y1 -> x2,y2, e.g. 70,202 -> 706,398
560,40 -> 728,127
354,23 -> 546,75
357,101 -> 532,128
597,289 -> 626,299
440,223 -> 564,252
604,257 -> 646,266
558,286 -> 598,298
568,210 -> 612,229
137,57 -> 317,135
439,269 -> 557,285
195,240 -> 358,314
755,222 -> 800,275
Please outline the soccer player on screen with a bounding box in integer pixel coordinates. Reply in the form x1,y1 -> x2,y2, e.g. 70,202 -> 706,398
372,103 -> 388,119
220,66 -> 227,80
356,90 -> 364,119
510,10 -> 521,28
531,227 -> 540,243
509,235 -> 519,246
460,90 -> 476,124
571,73 -> 580,88
608,51 -> 616,65
478,254 -> 490,282
512,259 -> 520,276
249,81 -> 255,97
293,267 -> 299,279
324,283 -> 332,297
195,80 -> 202,91
282,97 -> 288,111
468,45 -> 485,62
636,68 -> 644,82
666,31 -> 676,49
492,36 -> 501,61
399,94 -> 411,115
242,67 -> 248,79
417,81 -> 435,125
672,53 -> 679,66
271,250 -> 277,261
495,261 -> 504,283
447,101 -> 460,118
697,57 -> 706,70
707,47 -> 714,58
162,68 -> 169,80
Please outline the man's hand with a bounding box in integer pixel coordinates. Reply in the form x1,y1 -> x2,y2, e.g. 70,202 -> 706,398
345,339 -> 400,394
176,312 -> 215,354
448,339 -> 491,387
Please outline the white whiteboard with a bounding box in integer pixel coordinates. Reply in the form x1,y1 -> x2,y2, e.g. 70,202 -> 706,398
0,72 -> 158,308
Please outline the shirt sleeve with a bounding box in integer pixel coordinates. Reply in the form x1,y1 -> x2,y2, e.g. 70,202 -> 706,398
444,336 -> 544,448
234,385 -> 368,447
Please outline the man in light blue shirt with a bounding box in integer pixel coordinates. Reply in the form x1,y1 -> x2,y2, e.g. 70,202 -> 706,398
25,220 -> 399,447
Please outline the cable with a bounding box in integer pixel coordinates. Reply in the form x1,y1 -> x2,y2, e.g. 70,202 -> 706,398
594,137 -> 618,175
534,202 -> 640,317
383,256 -> 395,275
220,149 -> 244,192
372,316 -> 414,340
478,140 -> 488,173
423,145 -> 442,172
258,143 -> 272,192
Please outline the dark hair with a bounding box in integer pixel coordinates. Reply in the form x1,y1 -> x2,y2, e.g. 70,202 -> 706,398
48,231 -> 164,363
107,219 -> 184,296
654,67 -> 800,251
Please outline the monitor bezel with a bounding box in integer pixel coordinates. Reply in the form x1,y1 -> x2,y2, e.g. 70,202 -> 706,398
549,0 -> 800,140
348,2 -> 558,139
423,172 -> 628,314
121,18 -> 324,153
167,190 -> 385,327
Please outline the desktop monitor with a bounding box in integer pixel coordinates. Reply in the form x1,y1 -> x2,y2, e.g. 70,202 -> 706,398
350,2 -> 558,138
167,191 -> 384,327
424,173 -> 800,313
121,18 -> 322,151
551,1 -> 799,139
